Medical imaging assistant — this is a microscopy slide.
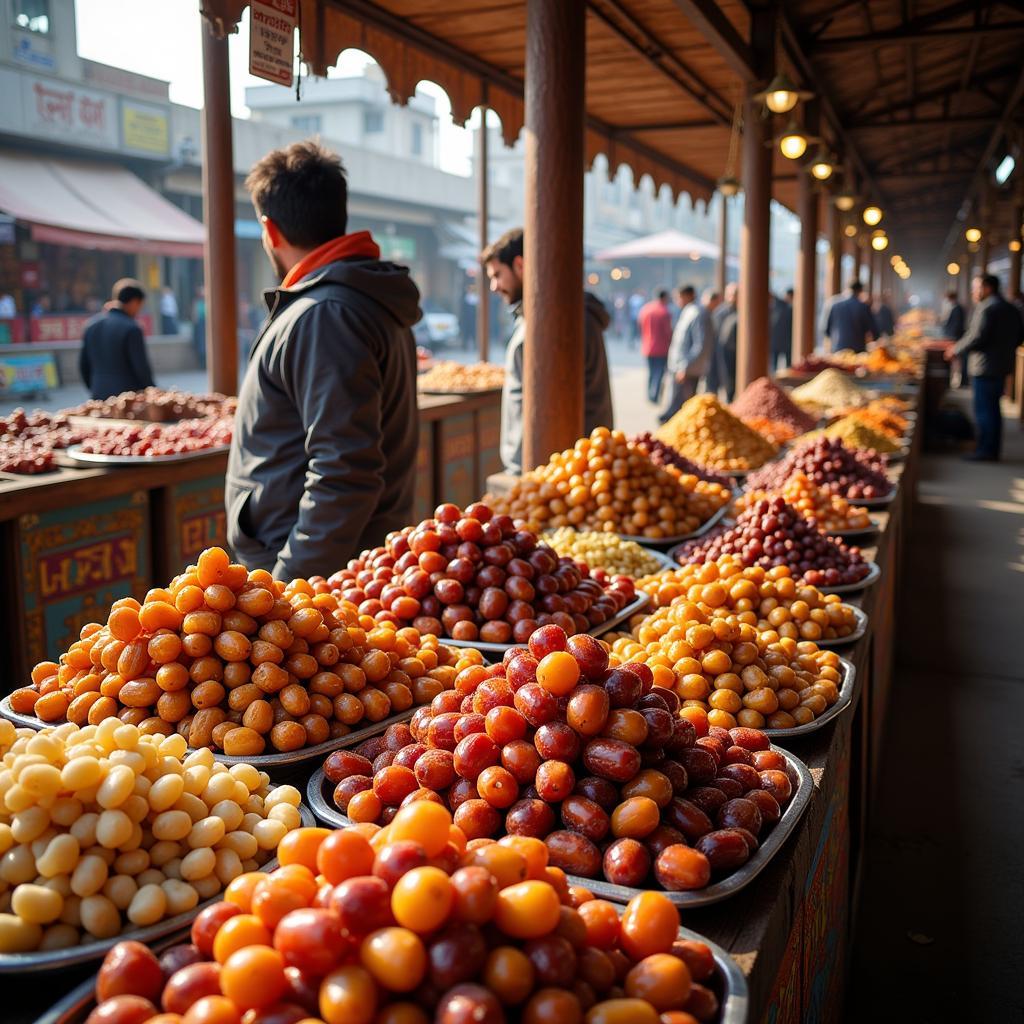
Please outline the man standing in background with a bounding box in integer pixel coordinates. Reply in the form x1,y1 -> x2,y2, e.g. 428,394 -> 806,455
770,289 -> 793,371
660,284 -> 713,422
874,290 -> 895,338
709,281 -> 737,399
159,285 -> 179,335
80,279 -> 156,400
942,289 -> 966,340
638,290 -> 672,404
823,280 -> 876,353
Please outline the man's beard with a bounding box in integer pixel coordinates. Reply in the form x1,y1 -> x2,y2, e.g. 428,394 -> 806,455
504,282 -> 523,305
270,250 -> 287,282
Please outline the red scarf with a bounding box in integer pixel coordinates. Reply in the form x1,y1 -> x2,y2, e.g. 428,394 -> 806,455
282,230 -> 381,288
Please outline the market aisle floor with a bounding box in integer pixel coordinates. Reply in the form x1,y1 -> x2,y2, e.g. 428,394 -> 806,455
850,400 -> 1024,1021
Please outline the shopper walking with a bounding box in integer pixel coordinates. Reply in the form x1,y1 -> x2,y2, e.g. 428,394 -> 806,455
709,281 -> 737,398
159,285 -> 179,335
874,291 -> 895,338
770,289 -> 793,371
942,290 -> 966,340
483,228 -> 613,475
822,280 -> 876,353
79,279 -> 156,400
660,285 -> 713,423
638,290 -> 672,404
947,272 -> 1022,462
226,141 -> 421,578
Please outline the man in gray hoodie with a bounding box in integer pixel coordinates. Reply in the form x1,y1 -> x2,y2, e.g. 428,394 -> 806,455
482,228 -> 613,474
225,141 -> 421,579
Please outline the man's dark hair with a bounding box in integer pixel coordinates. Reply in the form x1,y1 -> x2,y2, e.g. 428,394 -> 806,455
481,228 -> 524,268
979,272 -> 1000,293
112,278 -> 145,304
785,288 -> 794,299
245,141 -> 348,249
677,285 -> 696,299
946,289 -> 959,301
657,290 -> 669,301
848,280 -> 864,294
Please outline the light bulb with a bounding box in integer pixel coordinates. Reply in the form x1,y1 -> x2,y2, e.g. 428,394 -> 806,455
834,193 -> 856,212
810,159 -> 833,181
946,262 -> 960,275
766,89 -> 798,114
843,224 -> 858,238
717,176 -> 741,197
871,234 -> 889,251
1009,240 -> 1022,252
965,227 -> 981,243
862,206 -> 883,226
779,131 -> 808,160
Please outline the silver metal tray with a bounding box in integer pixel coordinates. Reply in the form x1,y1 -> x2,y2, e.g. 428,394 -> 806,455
812,605 -> 868,648
617,501 -> 730,547
441,592 -> 651,655
0,697 -> 416,770
855,490 -> 897,508
763,657 -> 856,739
65,443 -> 230,465
0,798 -> 315,974
417,385 -> 503,397
825,520 -> 880,541
816,559 -> 881,594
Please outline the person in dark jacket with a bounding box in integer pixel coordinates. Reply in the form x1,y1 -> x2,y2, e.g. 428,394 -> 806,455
947,273 -> 1023,461
822,280 -> 876,353
225,141 -> 421,579
942,290 -> 966,340
709,282 -> 737,399
482,228 -> 613,474
770,289 -> 793,371
873,291 -> 895,338
79,279 -> 155,400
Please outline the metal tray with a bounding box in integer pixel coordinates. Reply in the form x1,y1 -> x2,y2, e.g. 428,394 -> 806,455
64,443 -> 230,466
807,606 -> 867,648
762,657 -> 856,739
617,501 -> 730,548
0,697 -> 416,770
816,559 -> 881,594
441,592 -> 651,655
0,798 -> 315,975
855,490 -> 897,508
417,385 -> 503,397
825,520 -> 880,541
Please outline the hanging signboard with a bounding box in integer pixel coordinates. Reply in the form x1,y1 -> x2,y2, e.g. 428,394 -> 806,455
249,0 -> 297,87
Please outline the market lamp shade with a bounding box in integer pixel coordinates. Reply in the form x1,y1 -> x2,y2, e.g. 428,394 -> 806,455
870,232 -> 889,251
776,121 -> 812,160
716,175 -> 741,197
946,262 -> 960,274
889,254 -> 902,266
965,226 -> 982,243
834,192 -> 857,212
809,150 -> 834,181
755,72 -> 813,114
862,205 -> 883,227
843,224 -> 858,238
1009,239 -> 1022,252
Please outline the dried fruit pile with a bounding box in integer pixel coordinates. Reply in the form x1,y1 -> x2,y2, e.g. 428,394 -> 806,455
0,408 -> 84,474
0,718 -> 301,953
326,503 -> 636,646
803,416 -> 901,454
730,377 -> 817,435
65,388 -> 235,422
418,361 -> 504,391
14,547 -> 462,755
485,429 -> 720,539
733,472 -> 873,534
326,625 -> 796,892
76,416 -> 233,457
744,437 -> 892,502
630,434 -> 734,488
656,396 -> 778,472
544,527 -> 665,578
832,403 -> 910,440
672,499 -> 871,588
83,812 -> 727,1024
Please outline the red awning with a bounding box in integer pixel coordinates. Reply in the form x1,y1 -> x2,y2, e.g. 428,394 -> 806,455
0,152 -> 205,258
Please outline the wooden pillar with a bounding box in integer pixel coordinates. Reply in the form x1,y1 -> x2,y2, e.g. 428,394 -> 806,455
794,150 -> 819,364
200,21 -> 237,395
825,201 -> 842,299
980,234 -> 991,273
716,195 -> 728,296
862,238 -> 874,301
476,104 -> 490,362
522,0 -> 585,470
1009,202 -> 1023,300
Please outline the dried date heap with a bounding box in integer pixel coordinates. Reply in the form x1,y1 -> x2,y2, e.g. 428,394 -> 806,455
672,497 -> 870,588
65,387 -> 235,422
730,377 -> 817,435
744,436 -> 892,501
326,624 -> 796,894
0,408 -> 84,474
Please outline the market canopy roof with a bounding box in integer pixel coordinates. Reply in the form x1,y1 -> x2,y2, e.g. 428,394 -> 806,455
595,229 -> 720,262
0,152 -> 206,258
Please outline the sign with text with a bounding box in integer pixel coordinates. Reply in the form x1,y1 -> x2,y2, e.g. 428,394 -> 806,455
249,0 -> 297,86
24,73 -> 118,150
29,313 -> 154,343
122,102 -> 170,156
0,352 -> 59,395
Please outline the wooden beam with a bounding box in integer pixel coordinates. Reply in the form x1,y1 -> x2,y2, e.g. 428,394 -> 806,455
849,116 -> 999,131
617,119 -> 721,132
813,20 -> 1024,50
668,0 -> 755,81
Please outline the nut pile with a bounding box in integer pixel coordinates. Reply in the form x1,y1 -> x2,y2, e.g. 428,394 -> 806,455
327,625 -> 795,893
544,528 -> 664,578
633,557 -> 860,642
14,547 -> 461,755
730,377 -> 817,435
673,498 -> 871,588
630,434 -> 733,488
835,404 -> 910,440
0,718 -> 301,953
326,502 -> 636,645
611,601 -> 843,730
418,361 -> 504,392
0,409 -> 83,474
734,472 -> 873,534
83,814 -> 726,1024
744,437 -> 893,502
486,429 -> 717,539
656,396 -> 778,472
790,369 -> 870,410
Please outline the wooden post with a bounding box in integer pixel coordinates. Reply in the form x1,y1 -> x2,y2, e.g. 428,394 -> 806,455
980,234 -> 991,273
476,104 -> 490,362
1009,202 -> 1023,299
200,20 -> 237,395
716,194 -> 728,296
825,200 -> 842,299
862,238 -> 874,301
522,0 -> 585,470
794,160 -> 818,364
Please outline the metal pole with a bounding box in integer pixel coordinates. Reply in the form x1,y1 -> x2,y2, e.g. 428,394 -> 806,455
522,0 -> 585,470
476,103 -> 490,362
794,169 -> 818,364
200,20 -> 237,395
716,194 -> 728,296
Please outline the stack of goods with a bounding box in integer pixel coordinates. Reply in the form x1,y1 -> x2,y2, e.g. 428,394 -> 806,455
327,625 -> 797,891
830,346 -> 920,377
745,437 -> 892,502
65,388 -> 235,422
801,416 -> 900,455
0,717 -> 302,953
633,556 -> 860,642
730,377 -> 817,448
673,498 -> 871,588
656,396 -> 778,472
325,502 -> 637,645
85,815 -> 728,1024
544,527 -> 665,578
75,415 -> 233,457
611,591 -> 843,730
0,409 -> 83,474
789,369 -> 869,411
12,546 -> 465,755
733,472 -> 873,533
486,429 -> 719,539
833,403 -> 910,441
418,361 -> 504,391
630,434 -> 733,488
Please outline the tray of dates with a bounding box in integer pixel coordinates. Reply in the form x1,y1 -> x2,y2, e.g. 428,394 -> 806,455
759,657 -> 856,738
811,605 -> 867,648
65,442 -> 230,465
814,560 -> 880,594
305,624 -> 814,910
40,812 -> 750,1024
617,501 -> 731,548
824,520 -> 880,541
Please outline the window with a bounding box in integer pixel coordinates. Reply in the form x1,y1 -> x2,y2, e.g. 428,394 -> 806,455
363,109 -> 384,133
291,114 -> 322,134
411,122 -> 424,157
14,0 -> 49,32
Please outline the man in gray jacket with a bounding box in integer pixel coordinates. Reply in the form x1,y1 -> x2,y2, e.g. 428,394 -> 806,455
948,272 -> 1023,461
659,285 -> 713,423
483,228 -> 613,474
225,141 -> 421,578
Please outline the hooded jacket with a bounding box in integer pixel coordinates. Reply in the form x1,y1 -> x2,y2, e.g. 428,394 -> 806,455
226,258 -> 421,580
499,292 -> 614,474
